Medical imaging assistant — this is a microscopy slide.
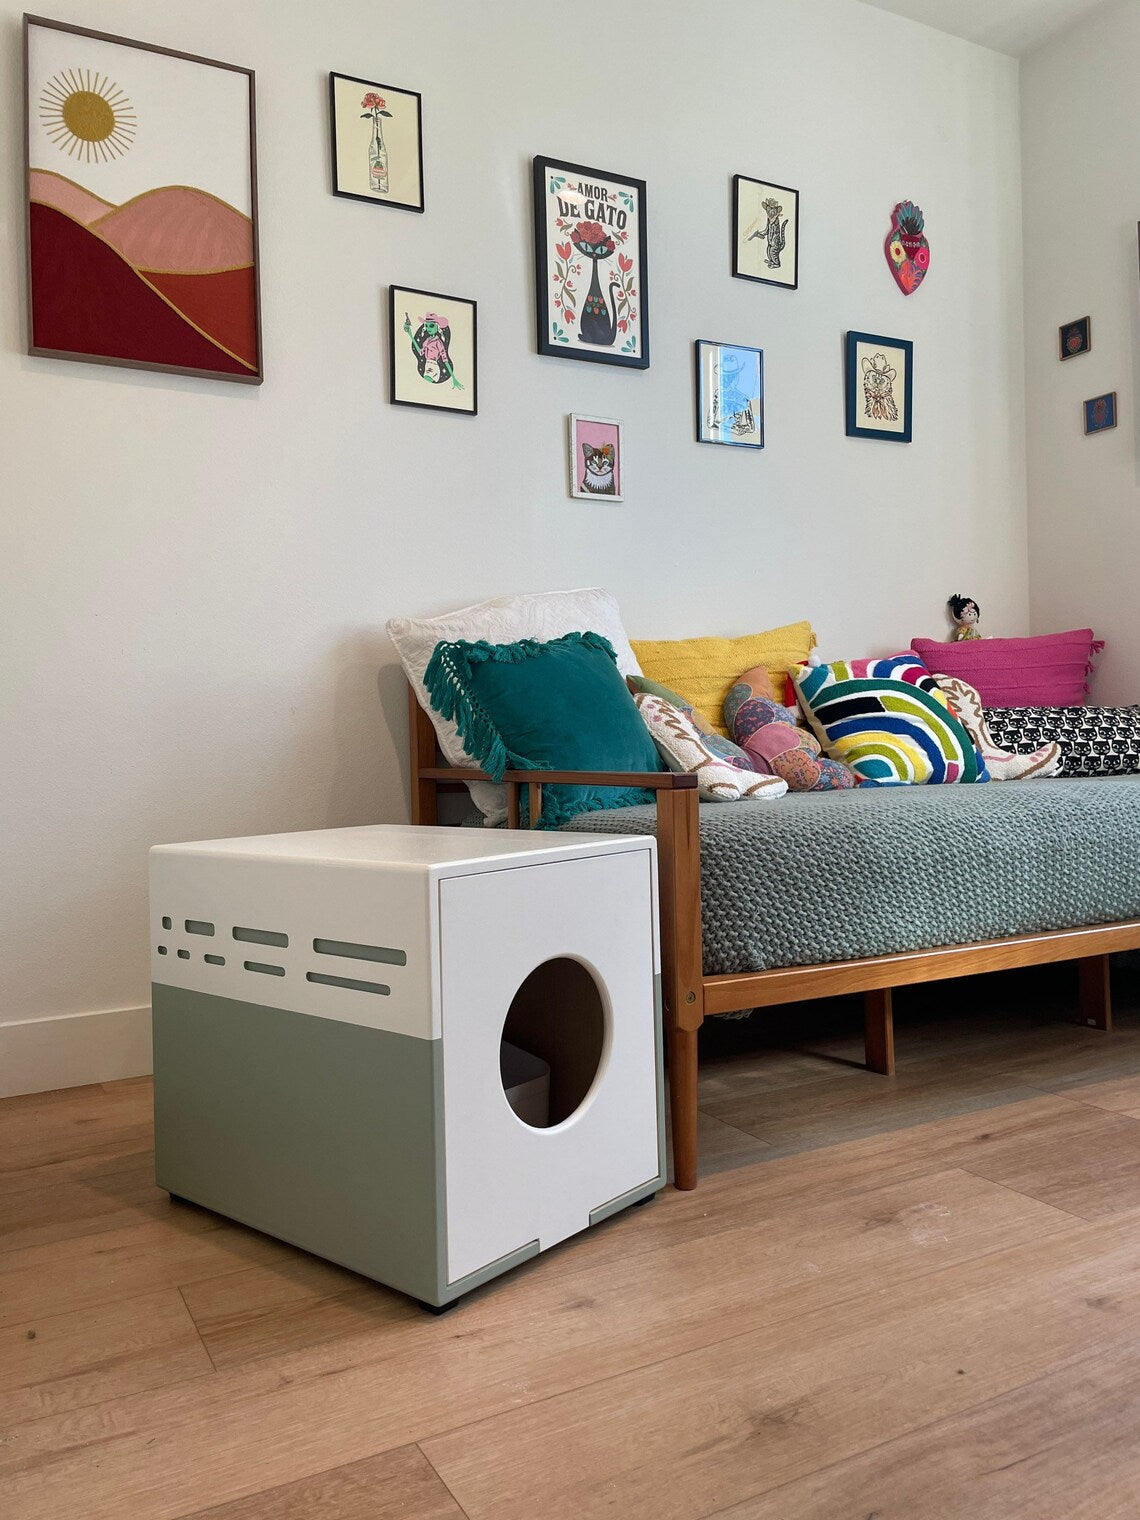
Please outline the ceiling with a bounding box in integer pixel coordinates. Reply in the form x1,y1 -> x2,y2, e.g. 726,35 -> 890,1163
858,0 -> 1112,55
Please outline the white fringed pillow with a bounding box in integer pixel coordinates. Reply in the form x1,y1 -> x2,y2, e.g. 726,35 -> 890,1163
635,693 -> 787,802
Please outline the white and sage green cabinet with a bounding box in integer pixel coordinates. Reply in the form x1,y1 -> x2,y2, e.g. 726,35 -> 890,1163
149,824 -> 664,1308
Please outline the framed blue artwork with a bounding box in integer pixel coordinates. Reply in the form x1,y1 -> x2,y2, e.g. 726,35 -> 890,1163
1084,391 -> 1117,435
695,340 -> 764,448
845,330 -> 913,443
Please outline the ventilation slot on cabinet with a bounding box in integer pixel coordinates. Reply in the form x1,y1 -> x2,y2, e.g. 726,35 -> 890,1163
313,938 -> 406,966
204,954 -> 225,966
161,917 -> 172,930
177,949 -> 191,960
307,972 -> 390,996
186,920 -> 215,936
233,926 -> 288,948
244,960 -> 285,977
157,945 -> 168,955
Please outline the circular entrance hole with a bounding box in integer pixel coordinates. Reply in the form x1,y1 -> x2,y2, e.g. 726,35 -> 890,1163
499,957 -> 608,1129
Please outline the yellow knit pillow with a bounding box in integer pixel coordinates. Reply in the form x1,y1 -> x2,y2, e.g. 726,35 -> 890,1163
631,622 -> 816,736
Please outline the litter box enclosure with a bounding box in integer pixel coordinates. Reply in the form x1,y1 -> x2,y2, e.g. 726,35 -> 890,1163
149,824 -> 664,1308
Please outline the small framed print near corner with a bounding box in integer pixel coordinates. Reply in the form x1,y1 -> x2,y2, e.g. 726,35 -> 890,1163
330,72 -> 423,212
1084,391 -> 1117,435
695,340 -> 764,448
1059,315 -> 1091,360
568,414 -> 623,500
732,175 -> 799,290
389,286 -> 476,415
845,330 -> 913,443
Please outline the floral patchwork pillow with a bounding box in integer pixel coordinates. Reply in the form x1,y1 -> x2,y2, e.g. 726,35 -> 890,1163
724,684 -> 855,792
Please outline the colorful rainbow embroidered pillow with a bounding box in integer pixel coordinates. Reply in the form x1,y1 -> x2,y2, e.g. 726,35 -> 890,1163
793,655 -> 989,787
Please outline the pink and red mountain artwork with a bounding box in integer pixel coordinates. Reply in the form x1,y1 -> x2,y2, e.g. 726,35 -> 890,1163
28,170 -> 260,379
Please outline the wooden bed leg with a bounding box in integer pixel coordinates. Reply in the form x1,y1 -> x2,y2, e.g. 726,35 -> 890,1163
864,986 -> 895,1075
1077,954 -> 1113,1032
668,1026 -> 700,1191
408,687 -> 439,826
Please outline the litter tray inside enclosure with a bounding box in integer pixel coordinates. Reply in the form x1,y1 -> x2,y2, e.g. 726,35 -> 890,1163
500,957 -> 607,1128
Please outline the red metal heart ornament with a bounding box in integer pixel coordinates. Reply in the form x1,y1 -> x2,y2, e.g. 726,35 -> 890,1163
885,200 -> 929,295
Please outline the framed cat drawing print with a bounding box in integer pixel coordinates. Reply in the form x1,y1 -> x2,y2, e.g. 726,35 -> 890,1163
695,341 -> 764,448
533,156 -> 648,369
24,14 -> 262,382
733,175 -> 799,290
845,330 -> 913,443
329,72 -> 424,212
389,285 -> 476,415
569,414 -> 623,500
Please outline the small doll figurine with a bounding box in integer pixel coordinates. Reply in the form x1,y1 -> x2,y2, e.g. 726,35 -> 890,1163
948,594 -> 981,641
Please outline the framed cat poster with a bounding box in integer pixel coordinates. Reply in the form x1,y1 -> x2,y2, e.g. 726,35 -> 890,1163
568,414 -> 623,500
845,330 -> 913,443
329,72 -> 424,212
533,156 -> 649,369
733,175 -> 799,290
389,285 -> 476,415
24,14 -> 262,382
695,341 -> 764,448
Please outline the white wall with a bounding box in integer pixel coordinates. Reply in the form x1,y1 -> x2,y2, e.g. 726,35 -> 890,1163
0,0 -> 1026,1093
1021,0 -> 1140,703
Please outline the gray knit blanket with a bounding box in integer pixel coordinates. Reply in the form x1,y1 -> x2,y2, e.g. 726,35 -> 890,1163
563,776 -> 1140,974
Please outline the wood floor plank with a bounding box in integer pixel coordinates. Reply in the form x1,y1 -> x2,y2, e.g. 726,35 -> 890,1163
178,1445 -> 465,1520
1060,1071 -> 1140,1113
0,1153 -> 172,1255
0,1081 -> 155,1188
0,1205 -> 303,1328
0,1169 -> 1070,1519
0,1288 -> 213,1425
713,1338 -> 1140,1519
962,1105 -> 1140,1221
420,1216 -> 1140,1520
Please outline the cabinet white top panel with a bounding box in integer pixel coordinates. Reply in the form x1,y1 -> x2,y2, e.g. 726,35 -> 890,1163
151,823 -> 654,878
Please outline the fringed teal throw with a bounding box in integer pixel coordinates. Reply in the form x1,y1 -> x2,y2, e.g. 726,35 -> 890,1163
423,630 -> 664,828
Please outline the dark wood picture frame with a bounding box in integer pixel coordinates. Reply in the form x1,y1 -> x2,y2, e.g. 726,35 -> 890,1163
845,330 -> 913,444
328,71 -> 424,213
532,155 -> 649,370
388,284 -> 477,416
1058,315 -> 1091,361
694,339 -> 765,449
23,13 -> 263,384
732,174 -> 800,290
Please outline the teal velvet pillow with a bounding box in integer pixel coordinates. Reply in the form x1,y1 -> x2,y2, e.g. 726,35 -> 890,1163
423,630 -> 664,828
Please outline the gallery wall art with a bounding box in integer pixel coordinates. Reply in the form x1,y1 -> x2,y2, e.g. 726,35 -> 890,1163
329,72 -> 424,212
732,175 -> 799,290
885,201 -> 929,296
24,15 -> 262,383
845,330 -> 913,442
1059,315 -> 1090,360
695,341 -> 764,448
568,414 -> 624,500
389,285 -> 477,415
532,156 -> 648,368
1084,392 -> 1117,435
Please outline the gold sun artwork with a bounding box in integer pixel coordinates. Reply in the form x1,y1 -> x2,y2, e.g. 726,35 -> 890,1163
40,69 -> 136,162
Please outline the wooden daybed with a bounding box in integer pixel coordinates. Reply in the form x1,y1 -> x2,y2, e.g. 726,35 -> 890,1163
408,686 -> 1139,1191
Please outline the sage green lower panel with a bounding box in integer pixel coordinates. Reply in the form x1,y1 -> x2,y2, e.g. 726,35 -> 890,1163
152,983 -> 447,1305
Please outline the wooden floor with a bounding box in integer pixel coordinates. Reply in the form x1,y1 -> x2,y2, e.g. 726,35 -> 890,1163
4,966 -> 1140,1519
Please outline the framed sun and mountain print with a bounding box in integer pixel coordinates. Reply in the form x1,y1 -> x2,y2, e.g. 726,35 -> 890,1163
845,330 -> 913,443
24,14 -> 262,383
389,285 -> 477,416
329,71 -> 424,213
532,155 -> 649,369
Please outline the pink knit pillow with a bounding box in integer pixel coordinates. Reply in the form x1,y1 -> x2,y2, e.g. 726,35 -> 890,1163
910,630 -> 1102,707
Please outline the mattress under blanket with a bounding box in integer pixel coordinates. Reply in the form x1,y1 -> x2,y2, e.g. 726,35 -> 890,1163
562,776 -> 1140,975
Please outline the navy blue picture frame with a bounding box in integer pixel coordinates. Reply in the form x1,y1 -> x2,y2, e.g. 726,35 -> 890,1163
1084,391 -> 1117,434
845,330 -> 913,443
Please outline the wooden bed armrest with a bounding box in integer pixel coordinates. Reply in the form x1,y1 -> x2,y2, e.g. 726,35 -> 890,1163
415,765 -> 697,789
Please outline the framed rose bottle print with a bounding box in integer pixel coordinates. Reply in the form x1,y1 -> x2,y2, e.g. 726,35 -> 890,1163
329,72 -> 424,212
532,155 -> 648,368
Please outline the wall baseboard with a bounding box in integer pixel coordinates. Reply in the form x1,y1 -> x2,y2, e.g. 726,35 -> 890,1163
0,1005 -> 152,1098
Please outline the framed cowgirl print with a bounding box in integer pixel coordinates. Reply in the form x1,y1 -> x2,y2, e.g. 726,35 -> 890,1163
389,285 -> 477,415
532,155 -> 649,368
